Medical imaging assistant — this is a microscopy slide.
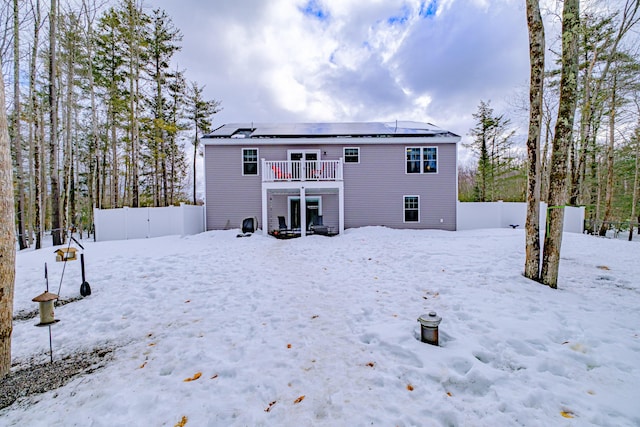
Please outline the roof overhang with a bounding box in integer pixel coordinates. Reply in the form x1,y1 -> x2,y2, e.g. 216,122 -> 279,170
203,121 -> 461,145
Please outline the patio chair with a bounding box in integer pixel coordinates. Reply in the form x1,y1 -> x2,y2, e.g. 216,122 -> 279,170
312,163 -> 326,179
278,216 -> 288,231
242,217 -> 257,234
309,215 -> 329,235
271,165 -> 291,179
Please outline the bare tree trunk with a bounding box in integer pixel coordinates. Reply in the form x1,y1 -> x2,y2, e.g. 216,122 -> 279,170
599,72 -> 618,237
30,0 -> 43,249
570,1 -> 640,207
49,0 -> 63,246
111,121 -> 117,208
629,127 -> 639,241
0,56 -> 17,378
82,0 -> 99,227
541,0 -> 580,289
193,130 -> 198,205
524,0 -> 544,281
63,19 -> 74,231
13,0 -> 27,250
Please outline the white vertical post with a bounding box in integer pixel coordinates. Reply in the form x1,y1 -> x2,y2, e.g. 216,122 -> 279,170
93,207 -> 100,241
338,182 -> 345,234
300,187 -> 306,237
124,206 -> 129,240
262,186 -> 268,235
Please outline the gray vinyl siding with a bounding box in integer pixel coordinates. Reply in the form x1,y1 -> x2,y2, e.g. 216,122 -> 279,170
204,140 -> 457,232
343,143 -> 457,231
204,145 -> 262,230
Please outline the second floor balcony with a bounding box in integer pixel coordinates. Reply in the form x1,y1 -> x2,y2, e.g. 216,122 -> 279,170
262,159 -> 343,182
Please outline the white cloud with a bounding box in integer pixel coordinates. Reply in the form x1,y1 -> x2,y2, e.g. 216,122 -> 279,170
154,0 -> 532,139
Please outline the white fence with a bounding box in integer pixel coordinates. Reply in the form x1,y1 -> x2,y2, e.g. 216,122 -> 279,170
94,204 -> 205,242
457,201 -> 585,233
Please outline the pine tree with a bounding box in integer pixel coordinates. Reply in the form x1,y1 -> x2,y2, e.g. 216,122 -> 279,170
468,100 -> 516,202
186,81 -> 221,205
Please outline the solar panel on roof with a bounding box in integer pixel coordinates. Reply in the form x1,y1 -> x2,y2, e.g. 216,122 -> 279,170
204,121 -> 457,138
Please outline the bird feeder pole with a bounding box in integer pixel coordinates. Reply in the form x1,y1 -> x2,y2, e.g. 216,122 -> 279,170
32,263 -> 60,362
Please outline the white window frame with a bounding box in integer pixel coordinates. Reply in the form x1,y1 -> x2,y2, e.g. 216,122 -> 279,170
287,196 -> 323,229
403,195 -> 420,223
343,147 -> 360,164
242,148 -> 259,176
405,146 -> 438,174
423,147 -> 438,174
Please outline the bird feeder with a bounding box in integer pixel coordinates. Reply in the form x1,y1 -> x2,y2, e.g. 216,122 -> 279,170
417,312 -> 442,346
54,247 -> 77,262
32,291 -> 60,326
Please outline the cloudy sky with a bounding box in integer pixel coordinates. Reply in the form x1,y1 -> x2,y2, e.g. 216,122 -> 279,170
152,0 -> 554,152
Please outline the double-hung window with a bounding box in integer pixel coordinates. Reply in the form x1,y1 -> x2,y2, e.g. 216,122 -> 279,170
404,196 -> 420,222
344,147 -> 360,163
406,147 -> 437,174
242,148 -> 258,175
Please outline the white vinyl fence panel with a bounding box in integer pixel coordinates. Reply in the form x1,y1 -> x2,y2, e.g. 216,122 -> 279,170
457,201 -> 585,233
94,204 -> 205,242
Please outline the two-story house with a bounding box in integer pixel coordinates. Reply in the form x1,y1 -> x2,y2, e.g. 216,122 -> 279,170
203,121 -> 461,236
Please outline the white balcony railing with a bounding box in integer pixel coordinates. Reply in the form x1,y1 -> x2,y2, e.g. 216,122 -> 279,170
262,159 -> 343,182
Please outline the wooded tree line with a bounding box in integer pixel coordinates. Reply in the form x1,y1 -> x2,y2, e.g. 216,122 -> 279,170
460,1 -> 640,242
2,0 -> 221,251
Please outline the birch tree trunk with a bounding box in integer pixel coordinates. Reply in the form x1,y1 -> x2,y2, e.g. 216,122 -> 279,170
541,0 -> 580,289
524,0 -> 544,281
0,56 -> 17,378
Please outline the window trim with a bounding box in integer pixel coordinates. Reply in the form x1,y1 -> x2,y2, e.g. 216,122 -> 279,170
343,147 -> 360,164
242,148 -> 259,176
405,146 -> 438,174
403,195 -> 420,223
423,147 -> 438,174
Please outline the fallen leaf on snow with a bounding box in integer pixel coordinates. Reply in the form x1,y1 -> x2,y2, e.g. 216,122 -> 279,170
366,362 -> 375,368
287,344 -> 292,349
446,392 -> 452,397
174,415 -> 188,427
294,395 -> 305,404
406,384 -> 414,391
210,374 -> 218,379
183,372 -> 202,382
139,362 -> 147,369
264,401 -> 277,412
596,265 -> 610,270
560,411 -> 575,418
311,315 -> 319,319
185,300 -> 191,303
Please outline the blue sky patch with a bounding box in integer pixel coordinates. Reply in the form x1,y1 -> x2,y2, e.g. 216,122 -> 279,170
387,6 -> 410,26
300,0 -> 329,21
419,0 -> 438,18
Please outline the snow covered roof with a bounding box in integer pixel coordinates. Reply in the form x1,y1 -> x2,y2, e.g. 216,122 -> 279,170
204,121 -> 460,141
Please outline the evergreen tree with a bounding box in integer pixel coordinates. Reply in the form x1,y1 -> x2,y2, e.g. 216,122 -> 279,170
467,100 -> 516,202
186,81 -> 221,205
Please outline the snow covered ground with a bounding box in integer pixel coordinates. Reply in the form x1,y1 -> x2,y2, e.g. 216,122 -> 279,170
3,227 -> 640,426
